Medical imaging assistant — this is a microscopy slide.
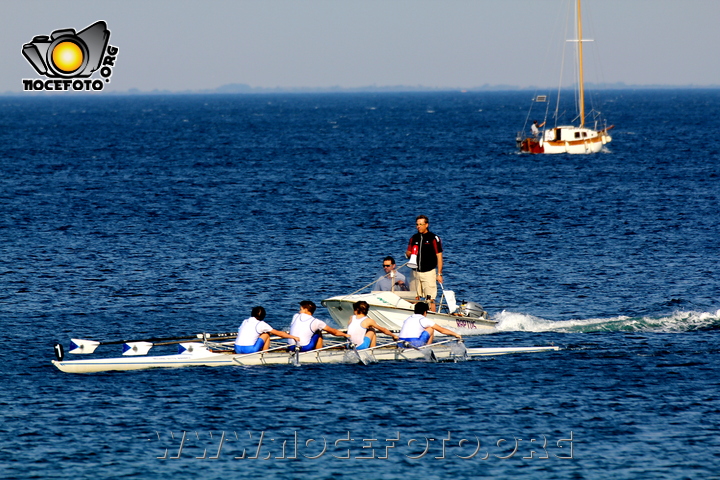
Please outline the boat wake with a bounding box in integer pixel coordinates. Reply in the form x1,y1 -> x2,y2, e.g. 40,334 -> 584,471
494,309 -> 720,333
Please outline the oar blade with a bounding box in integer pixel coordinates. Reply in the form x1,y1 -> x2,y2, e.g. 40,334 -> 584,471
178,342 -> 207,354
122,342 -> 154,356
344,344 -> 367,365
69,339 -> 100,354
449,340 -> 468,361
359,349 -> 376,364
292,346 -> 300,367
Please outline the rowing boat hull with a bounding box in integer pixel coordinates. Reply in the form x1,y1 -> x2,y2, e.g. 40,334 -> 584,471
51,344 -> 458,373
51,344 -> 560,374
322,292 -> 497,335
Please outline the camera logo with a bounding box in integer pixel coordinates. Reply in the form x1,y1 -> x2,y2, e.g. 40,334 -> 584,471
22,21 -> 119,92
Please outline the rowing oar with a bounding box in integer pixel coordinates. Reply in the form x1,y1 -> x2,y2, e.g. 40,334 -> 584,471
286,335 -> 352,366
365,340 -> 402,351
293,340 -> 354,365
230,344 -> 295,365
449,339 -> 468,360
347,339 -> 407,362
346,342 -> 368,366
407,338 -> 466,362
292,341 -> 300,367
65,332 -> 237,355
399,339 -> 461,362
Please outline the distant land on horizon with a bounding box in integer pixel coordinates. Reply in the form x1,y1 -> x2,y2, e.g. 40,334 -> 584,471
4,82 -> 720,96
116,82 -> 720,95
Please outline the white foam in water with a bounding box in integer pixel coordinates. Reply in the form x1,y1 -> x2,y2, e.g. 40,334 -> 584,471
493,309 -> 720,333
651,310 -> 720,333
494,310 -> 620,332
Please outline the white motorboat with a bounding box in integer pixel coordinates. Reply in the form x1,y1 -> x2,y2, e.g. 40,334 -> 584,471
322,264 -> 497,335
323,291 -> 497,334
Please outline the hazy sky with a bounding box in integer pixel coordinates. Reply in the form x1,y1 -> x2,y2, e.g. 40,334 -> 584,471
2,0 -> 719,93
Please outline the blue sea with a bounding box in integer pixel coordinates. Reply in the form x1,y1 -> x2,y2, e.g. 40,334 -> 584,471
1,90 -> 719,479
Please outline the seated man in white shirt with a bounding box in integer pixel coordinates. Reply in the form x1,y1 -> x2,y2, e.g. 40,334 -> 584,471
375,256 -> 407,291
398,302 -> 461,347
235,306 -> 300,354
288,300 -> 349,352
347,300 -> 399,350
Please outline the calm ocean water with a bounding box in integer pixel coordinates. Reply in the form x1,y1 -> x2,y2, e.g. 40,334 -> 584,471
1,90 -> 719,479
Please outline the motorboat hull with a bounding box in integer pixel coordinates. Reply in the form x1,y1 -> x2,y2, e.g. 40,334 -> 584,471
322,291 -> 497,335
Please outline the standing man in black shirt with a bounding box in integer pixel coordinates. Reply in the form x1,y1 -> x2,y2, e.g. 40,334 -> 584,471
405,215 -> 443,311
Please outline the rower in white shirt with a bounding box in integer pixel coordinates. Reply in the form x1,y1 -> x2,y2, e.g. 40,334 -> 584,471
398,302 -> 461,347
235,306 -> 299,354
347,300 -> 399,349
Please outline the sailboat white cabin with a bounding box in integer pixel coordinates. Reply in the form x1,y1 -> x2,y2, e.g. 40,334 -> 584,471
518,0 -> 613,154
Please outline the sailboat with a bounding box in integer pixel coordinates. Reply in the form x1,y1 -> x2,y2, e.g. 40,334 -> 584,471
517,0 -> 613,154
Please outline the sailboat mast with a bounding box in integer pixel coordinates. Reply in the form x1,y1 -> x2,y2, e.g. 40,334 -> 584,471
577,0 -> 585,127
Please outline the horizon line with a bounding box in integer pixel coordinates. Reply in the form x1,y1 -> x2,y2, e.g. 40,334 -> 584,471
4,82 -> 720,96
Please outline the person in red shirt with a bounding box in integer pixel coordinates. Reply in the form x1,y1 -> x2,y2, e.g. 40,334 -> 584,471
405,215 -> 443,311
